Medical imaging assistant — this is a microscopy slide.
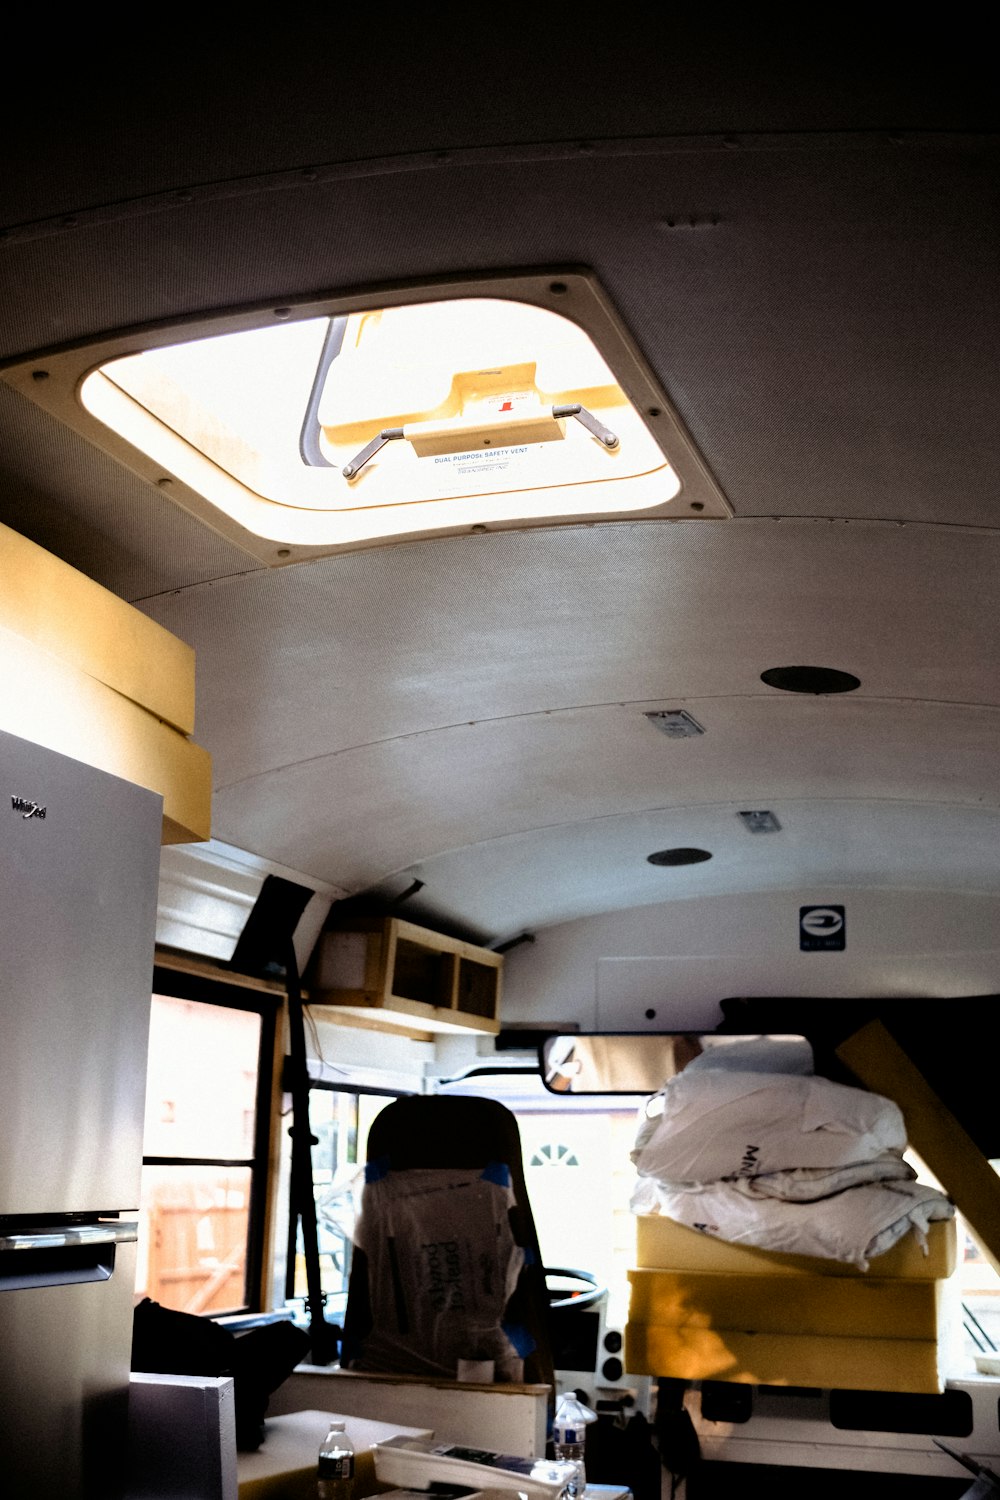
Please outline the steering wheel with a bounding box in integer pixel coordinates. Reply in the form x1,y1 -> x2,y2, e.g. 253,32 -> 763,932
544,1266 -> 607,1311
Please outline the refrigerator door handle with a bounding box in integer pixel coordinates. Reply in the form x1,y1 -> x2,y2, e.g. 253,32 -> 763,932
0,1220 -> 139,1252
0,1221 -> 139,1291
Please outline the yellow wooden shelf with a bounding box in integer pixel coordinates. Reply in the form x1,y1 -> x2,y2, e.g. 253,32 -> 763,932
626,1266 -> 945,1341
1,625 -> 211,845
1,519 -> 195,734
1,521 -> 210,845
624,1321 -> 944,1393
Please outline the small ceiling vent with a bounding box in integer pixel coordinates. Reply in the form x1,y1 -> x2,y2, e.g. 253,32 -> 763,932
645,710 -> 705,739
738,810 -> 782,834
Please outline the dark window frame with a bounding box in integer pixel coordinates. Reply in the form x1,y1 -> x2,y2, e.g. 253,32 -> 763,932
146,962 -> 279,1316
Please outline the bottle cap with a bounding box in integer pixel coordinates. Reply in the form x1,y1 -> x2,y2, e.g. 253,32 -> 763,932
555,1395 -> 596,1425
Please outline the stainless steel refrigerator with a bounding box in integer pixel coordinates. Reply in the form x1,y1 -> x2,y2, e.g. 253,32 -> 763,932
1,727 -> 163,1499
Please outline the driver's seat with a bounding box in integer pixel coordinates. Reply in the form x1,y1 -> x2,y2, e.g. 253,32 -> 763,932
341,1094 -> 555,1394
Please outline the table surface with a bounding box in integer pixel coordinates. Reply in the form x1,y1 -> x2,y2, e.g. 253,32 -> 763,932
237,1410 -> 434,1500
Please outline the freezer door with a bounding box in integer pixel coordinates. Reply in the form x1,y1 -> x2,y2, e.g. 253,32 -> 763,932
0,1225 -> 139,1498
0,729 -> 163,1215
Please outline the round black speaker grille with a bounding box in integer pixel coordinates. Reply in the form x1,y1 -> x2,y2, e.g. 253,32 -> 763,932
647,847 -> 712,866
760,665 -> 861,694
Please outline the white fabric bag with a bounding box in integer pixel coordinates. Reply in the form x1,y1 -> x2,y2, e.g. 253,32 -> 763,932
632,1069 -> 908,1184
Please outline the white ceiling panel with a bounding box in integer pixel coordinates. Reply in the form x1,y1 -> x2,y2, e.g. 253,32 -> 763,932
2,28 -> 999,963
367,799 -> 1000,941
142,518 -> 1000,784
207,694 -> 1000,909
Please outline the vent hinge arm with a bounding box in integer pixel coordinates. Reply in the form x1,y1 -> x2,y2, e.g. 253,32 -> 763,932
343,407 -> 618,479
552,403 -> 619,449
342,427 -> 405,479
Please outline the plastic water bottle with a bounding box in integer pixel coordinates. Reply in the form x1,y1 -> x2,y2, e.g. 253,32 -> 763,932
318,1419 -> 355,1500
553,1394 -> 596,1497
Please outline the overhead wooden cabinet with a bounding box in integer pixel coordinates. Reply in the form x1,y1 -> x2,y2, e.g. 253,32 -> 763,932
308,917 -> 502,1035
0,521 -> 211,844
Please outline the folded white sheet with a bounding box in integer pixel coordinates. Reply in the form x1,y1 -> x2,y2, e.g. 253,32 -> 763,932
629,1064 -> 955,1267
629,1173 -> 954,1269
632,1069 -> 908,1183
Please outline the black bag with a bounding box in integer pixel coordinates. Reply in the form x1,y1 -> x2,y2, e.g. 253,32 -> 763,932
131,1299 -> 310,1451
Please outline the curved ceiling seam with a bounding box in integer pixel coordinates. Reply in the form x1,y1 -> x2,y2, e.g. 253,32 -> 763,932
214,797 -> 1000,853
209,696 -> 1000,794
2,130 -> 978,250
341,828 -> 1000,906
388,870 -> 1000,908
128,514 -> 1000,605
130,564 -> 269,606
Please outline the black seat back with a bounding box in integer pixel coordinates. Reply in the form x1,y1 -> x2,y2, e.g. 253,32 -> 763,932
342,1094 -> 555,1393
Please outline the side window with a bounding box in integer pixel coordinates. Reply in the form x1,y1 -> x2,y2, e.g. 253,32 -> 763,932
135,969 -> 276,1317
957,1230 -> 1000,1374
517,1103 -> 642,1315
277,1086 -> 397,1324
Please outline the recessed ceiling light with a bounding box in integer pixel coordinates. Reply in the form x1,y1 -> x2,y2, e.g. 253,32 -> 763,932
760,666 -> 861,694
647,847 -> 713,866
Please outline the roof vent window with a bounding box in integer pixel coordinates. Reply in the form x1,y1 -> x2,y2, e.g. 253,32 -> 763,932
0,272 -> 731,560
81,296 -> 675,546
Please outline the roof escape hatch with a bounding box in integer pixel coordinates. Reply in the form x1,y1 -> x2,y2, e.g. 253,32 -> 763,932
3,272 -> 731,562
311,299 -> 632,494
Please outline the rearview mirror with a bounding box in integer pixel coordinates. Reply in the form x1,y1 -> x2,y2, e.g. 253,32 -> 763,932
539,1031 -> 811,1094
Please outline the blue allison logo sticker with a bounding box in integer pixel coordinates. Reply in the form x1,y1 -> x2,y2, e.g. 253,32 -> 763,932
800,905 -> 845,951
